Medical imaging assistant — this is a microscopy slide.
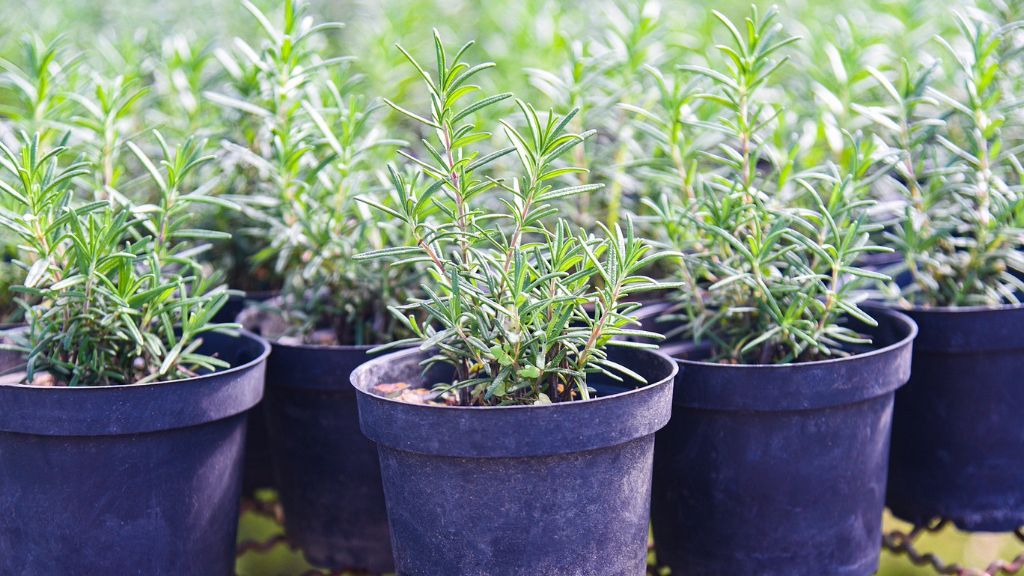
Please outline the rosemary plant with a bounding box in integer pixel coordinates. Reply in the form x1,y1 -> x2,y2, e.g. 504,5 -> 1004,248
359,33 -> 673,406
0,132 -> 235,386
252,82 -> 418,345
149,34 -> 224,140
859,12 -> 1024,307
208,0 -> 417,345
0,36 -> 83,322
643,7 -> 889,364
202,0 -> 345,293
526,0 -> 665,231
67,74 -> 149,195
0,35 -> 80,143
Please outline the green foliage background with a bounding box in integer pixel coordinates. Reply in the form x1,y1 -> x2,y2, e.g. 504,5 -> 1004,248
2,0 -> 1020,571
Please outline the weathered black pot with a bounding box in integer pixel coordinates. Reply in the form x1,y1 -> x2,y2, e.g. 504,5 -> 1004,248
264,343 -> 394,571
0,330 -> 269,575
647,309 -> 916,576
856,251 -> 903,272
211,289 -> 280,325
241,398 -> 275,495
222,290 -> 279,496
884,303 -> 1024,531
212,292 -> 247,325
352,347 -> 677,576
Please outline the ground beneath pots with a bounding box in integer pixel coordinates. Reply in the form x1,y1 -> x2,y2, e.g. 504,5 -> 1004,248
234,492 -> 1023,576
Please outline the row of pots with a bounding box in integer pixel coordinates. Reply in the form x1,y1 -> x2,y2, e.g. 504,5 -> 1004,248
0,299 -> 1020,574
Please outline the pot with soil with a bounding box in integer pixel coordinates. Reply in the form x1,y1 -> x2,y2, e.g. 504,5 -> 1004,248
0,330 -> 269,574
883,304 -> 1024,530
351,38 -> 681,574
646,309 -> 916,575
0,133 -> 270,574
233,294 -> 415,572
239,309 -> 412,573
262,340 -> 396,571
853,17 -> 1024,533
352,346 -> 677,575
214,6 -> 431,567
634,11 -> 920,573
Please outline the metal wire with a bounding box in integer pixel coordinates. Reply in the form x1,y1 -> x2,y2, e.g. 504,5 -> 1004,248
237,534 -> 292,556
881,519 -> 1024,576
240,497 -> 283,523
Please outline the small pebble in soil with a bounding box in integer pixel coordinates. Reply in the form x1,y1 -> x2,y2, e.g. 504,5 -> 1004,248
31,371 -> 56,387
372,382 -> 458,405
0,370 -> 65,387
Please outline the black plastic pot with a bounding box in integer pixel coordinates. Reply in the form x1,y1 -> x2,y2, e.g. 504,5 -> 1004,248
0,330 -> 269,575
856,251 -> 903,272
220,290 -> 279,496
211,289 -> 280,325
884,303 -> 1024,531
647,309 -> 916,576
264,343 -> 394,571
213,292 -> 247,325
351,347 -> 677,576
241,397 -> 275,495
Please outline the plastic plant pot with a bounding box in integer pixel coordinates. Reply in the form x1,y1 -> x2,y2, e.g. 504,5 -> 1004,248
884,303 -> 1024,531
264,343 -> 394,572
214,289 -> 280,496
0,330 -> 269,575
351,347 -> 677,576
646,308 -> 916,576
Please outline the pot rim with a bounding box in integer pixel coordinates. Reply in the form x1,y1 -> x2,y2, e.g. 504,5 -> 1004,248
891,300 -> 1024,315
668,309 -> 917,371
352,345 -> 678,412
866,300 -> 1024,354
656,309 -> 917,411
267,339 -> 416,356
269,339 -> 378,353
352,346 -> 678,457
0,330 -> 270,436
0,328 -> 270,391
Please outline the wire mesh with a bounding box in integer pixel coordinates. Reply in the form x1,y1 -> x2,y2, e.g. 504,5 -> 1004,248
237,499 -> 1024,576
882,519 -> 1024,576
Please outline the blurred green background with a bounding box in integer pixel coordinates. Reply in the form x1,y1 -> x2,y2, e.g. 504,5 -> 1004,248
3,0 -> 1020,573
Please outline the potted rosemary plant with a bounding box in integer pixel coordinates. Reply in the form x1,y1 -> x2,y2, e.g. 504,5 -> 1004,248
0,132 -> 268,574
215,2 -> 415,570
203,0 -> 343,497
351,34 -> 678,575
635,9 -> 916,575
859,13 -> 1024,531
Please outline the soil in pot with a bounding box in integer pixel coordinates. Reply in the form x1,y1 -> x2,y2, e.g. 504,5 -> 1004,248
0,330 -> 269,575
351,347 -> 677,576
643,308 -> 916,576
263,342 -> 395,572
884,303 -> 1024,531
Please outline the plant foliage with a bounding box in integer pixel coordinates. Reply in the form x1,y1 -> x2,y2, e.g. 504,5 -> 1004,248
859,12 -> 1024,307
0,132 -> 236,386
206,0 -> 418,345
641,7 -> 890,364
359,32 -> 674,405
